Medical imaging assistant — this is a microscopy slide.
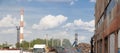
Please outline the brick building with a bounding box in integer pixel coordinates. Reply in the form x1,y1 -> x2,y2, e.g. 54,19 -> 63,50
91,0 -> 120,53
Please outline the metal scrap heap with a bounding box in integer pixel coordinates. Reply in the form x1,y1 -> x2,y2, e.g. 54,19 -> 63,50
78,43 -> 91,53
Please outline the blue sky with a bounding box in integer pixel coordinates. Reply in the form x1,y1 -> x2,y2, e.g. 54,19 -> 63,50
0,0 -> 96,44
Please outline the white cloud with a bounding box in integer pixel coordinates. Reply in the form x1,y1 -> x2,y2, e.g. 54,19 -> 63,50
90,0 -> 96,2
64,23 -> 73,27
27,0 -> 74,2
32,15 -> 67,30
0,14 -> 27,28
0,28 -> 32,35
45,31 -> 74,43
74,19 -> 95,32
51,31 -> 69,38
46,31 -> 89,43
0,15 -> 18,27
24,30 -> 32,34
70,1 -> 74,5
23,30 -> 33,37
0,28 -> 16,34
26,0 -> 77,5
79,36 -> 86,41
64,19 -> 95,32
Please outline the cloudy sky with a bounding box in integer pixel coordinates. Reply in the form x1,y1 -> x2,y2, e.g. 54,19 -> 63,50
0,0 -> 96,44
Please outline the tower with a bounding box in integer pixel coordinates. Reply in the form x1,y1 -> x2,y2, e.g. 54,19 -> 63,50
75,33 -> 78,46
16,26 -> 20,48
20,9 -> 24,43
72,33 -> 78,47
75,33 -> 78,43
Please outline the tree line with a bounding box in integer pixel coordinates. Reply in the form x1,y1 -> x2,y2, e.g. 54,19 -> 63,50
0,38 -> 71,50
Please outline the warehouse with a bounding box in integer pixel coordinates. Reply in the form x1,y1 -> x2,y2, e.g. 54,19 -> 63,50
92,0 -> 120,53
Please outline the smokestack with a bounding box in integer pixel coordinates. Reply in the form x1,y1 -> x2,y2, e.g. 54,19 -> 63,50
20,9 -> 24,43
75,33 -> 78,44
75,33 -> 78,41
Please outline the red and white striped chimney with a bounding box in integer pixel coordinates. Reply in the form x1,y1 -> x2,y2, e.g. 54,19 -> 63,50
20,9 -> 24,43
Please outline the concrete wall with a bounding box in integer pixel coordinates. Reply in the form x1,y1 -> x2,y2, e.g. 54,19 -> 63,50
0,50 -> 32,53
0,50 -> 21,53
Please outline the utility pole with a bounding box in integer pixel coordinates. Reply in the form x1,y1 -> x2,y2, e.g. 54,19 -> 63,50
61,39 -> 63,47
16,26 -> 20,49
29,42 -> 30,50
46,34 -> 48,46
52,38 -> 54,47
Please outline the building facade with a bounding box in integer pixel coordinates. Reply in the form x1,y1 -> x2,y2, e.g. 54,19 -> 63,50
92,0 -> 120,53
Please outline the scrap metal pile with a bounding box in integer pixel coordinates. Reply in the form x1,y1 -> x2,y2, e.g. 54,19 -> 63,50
78,43 -> 91,53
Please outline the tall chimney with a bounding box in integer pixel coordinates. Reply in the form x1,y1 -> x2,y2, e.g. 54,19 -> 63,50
20,9 -> 24,43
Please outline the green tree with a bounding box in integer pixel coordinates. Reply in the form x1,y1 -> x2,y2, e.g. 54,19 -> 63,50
0,44 -> 2,48
20,41 -> 29,50
48,39 -> 52,47
2,42 -> 12,48
16,42 -> 20,49
30,38 -> 46,47
53,39 -> 61,47
0,42 -> 12,48
14,38 -> 70,50
62,39 -> 71,48
15,38 -> 47,50
48,39 -> 61,47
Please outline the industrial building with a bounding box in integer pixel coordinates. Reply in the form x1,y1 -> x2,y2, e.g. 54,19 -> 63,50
91,0 -> 120,53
